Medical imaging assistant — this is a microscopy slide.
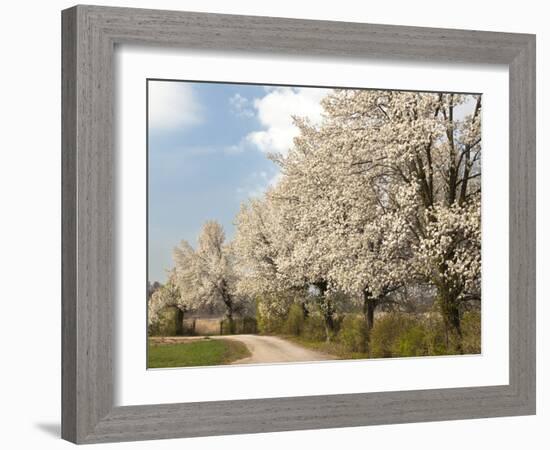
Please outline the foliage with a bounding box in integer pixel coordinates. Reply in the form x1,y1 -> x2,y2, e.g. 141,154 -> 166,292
337,315 -> 367,353
147,338 -> 250,368
421,315 -> 449,356
147,272 -> 184,331
148,306 -> 183,336
285,303 -> 306,336
287,334 -> 369,360
368,312 -> 472,358
370,314 -> 410,358
302,314 -> 327,342
461,310 -> 481,354
243,316 -> 259,334
397,324 -> 428,357
255,293 -> 291,334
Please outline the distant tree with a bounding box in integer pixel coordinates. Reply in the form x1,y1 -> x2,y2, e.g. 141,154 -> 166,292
147,270 -> 185,331
147,280 -> 161,300
172,221 -> 243,330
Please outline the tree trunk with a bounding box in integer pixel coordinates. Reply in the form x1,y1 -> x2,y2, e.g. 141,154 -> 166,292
220,280 -> 235,334
363,290 -> 378,355
323,312 -> 335,342
363,292 -> 376,333
175,307 -> 184,336
438,287 -> 463,354
301,301 -> 309,320
314,281 -> 334,342
225,307 -> 235,334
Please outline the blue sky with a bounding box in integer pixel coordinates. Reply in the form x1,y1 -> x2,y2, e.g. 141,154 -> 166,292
148,80 -> 330,282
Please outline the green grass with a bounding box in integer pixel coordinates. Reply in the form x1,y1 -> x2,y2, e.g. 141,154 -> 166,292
285,336 -> 370,360
147,338 -> 251,368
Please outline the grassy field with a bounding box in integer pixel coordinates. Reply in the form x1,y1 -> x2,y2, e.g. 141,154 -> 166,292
147,338 -> 251,368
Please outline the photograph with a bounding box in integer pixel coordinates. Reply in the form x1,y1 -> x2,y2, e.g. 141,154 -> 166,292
146,80 -> 482,369
1,0 -> 541,447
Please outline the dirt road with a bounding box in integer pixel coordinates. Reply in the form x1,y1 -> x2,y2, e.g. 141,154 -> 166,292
217,334 -> 335,364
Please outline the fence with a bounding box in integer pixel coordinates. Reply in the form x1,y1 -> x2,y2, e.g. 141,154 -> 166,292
220,317 -> 258,335
179,316 -> 258,336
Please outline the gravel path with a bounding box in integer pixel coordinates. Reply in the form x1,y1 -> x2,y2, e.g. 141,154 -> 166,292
217,334 -> 335,364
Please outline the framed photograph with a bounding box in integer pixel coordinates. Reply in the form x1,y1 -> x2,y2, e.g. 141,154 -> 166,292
62,5 -> 536,444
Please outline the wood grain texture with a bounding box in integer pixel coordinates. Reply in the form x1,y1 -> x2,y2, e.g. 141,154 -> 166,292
61,4 -> 536,444
61,7 -> 77,443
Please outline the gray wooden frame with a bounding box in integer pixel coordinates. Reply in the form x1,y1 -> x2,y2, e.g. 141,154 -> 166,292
62,4 -> 536,444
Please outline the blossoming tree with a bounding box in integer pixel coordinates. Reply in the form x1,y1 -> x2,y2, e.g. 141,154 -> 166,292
234,89 -> 481,351
147,269 -> 185,331
316,89 -> 482,350
273,117 -> 410,334
172,221 -> 242,330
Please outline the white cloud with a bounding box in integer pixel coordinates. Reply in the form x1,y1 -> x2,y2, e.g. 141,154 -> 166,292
229,93 -> 254,118
148,81 -> 202,130
237,169 -> 282,199
246,87 -> 331,156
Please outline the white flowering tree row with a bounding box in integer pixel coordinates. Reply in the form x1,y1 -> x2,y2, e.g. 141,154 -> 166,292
234,90 -> 481,351
149,89 -> 481,353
